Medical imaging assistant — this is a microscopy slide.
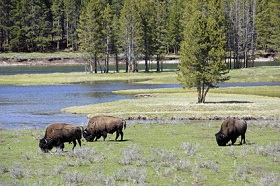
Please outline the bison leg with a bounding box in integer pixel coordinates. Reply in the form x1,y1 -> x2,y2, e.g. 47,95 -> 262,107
77,138 -> 81,147
240,134 -> 246,145
72,140 -> 77,150
102,131 -> 107,141
231,137 -> 237,145
120,131 -> 124,141
115,131 -> 120,141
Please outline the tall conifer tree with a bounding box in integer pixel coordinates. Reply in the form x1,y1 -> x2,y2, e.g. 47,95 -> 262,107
177,0 -> 229,103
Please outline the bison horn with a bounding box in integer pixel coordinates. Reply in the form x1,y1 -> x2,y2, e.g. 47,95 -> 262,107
44,139 -> 48,144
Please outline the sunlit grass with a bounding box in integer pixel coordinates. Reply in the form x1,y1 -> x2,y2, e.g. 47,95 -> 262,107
0,66 -> 279,85
0,121 -> 279,185
63,87 -> 280,119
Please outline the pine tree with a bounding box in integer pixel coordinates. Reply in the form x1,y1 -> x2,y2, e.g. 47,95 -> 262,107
177,0 -> 229,103
166,0 -> 184,54
102,3 -> 113,73
51,0 -> 65,50
64,0 -> 81,51
151,0 -> 168,72
78,0 -> 104,73
119,0 -> 142,72
256,0 -> 280,52
0,0 -> 12,51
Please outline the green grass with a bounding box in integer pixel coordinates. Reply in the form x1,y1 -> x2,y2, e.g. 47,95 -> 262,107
0,66 -> 279,85
0,121 -> 279,185
62,87 -> 280,119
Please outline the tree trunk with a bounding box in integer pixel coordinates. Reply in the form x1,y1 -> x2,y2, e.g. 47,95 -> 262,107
156,54 -> 160,72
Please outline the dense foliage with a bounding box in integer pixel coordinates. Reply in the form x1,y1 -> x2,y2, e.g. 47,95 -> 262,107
178,0 -> 230,103
0,0 -> 279,70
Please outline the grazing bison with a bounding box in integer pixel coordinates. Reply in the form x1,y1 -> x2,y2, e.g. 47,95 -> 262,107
215,117 -> 247,146
39,123 -> 82,153
83,115 -> 126,142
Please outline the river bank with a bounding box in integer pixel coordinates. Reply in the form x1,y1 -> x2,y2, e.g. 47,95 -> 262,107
0,54 -> 277,66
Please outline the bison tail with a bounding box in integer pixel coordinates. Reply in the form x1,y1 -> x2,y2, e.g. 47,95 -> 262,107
123,120 -> 126,130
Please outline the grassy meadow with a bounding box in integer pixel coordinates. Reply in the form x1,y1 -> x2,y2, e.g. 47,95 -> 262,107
0,65 -> 280,185
0,120 -> 279,185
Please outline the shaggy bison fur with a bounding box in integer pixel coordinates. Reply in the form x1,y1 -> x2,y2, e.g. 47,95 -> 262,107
83,115 -> 126,142
215,117 -> 247,146
39,123 -> 82,152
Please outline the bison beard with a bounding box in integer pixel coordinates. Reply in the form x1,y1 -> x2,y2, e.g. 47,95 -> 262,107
83,115 -> 126,142
39,123 -> 82,153
215,117 -> 247,146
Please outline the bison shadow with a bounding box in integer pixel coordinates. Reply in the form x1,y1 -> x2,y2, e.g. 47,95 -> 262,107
224,142 -> 255,146
82,139 -> 130,143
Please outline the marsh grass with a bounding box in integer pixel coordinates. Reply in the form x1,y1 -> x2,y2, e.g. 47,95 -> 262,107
65,89 -> 280,119
0,121 -> 279,185
0,66 -> 279,85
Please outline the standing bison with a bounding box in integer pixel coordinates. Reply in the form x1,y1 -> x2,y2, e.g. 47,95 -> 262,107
39,123 -> 82,153
215,117 -> 247,146
83,115 -> 126,142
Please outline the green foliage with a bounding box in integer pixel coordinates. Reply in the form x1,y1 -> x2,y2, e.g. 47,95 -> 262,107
178,0 -> 229,103
256,0 -> 280,52
119,0 -> 142,72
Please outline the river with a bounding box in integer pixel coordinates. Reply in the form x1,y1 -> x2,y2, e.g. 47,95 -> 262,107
0,82 -> 180,130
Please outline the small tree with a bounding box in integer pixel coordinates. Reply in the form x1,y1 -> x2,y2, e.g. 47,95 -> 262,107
177,0 -> 229,103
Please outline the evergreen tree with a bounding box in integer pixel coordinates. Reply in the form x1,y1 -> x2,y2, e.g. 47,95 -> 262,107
177,0 -> 229,103
151,0 -> 168,72
0,0 -> 12,51
51,0 -> 65,50
119,0 -> 142,72
78,0 -> 104,73
138,0 -> 153,72
166,0 -> 184,54
256,0 -> 280,52
102,3 -> 112,73
64,0 -> 81,51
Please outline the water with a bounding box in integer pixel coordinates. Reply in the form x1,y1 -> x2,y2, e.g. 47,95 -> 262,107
0,82 -> 179,130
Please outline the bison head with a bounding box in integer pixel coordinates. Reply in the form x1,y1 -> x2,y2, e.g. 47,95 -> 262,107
39,138 -> 65,152
39,138 -> 53,153
215,131 -> 230,146
82,129 -> 92,142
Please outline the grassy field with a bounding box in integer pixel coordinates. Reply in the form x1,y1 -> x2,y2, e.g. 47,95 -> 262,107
62,86 -> 280,120
0,120 -> 279,185
0,65 -> 279,185
0,66 -> 279,85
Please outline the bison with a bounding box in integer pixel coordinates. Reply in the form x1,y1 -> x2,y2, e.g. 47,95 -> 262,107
39,123 -> 82,153
83,115 -> 126,142
215,117 -> 247,146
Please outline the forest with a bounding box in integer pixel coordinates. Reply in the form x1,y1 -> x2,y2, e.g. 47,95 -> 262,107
0,0 -> 279,72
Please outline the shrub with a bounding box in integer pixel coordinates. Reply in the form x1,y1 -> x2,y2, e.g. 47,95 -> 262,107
113,167 -> 146,184
181,142 -> 200,156
9,163 -> 25,179
196,160 -> 219,172
259,173 -> 279,186
120,144 -> 142,165
0,164 -> 9,175
63,170 -> 87,185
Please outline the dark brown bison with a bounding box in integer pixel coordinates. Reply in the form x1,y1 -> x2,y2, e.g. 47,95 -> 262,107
83,115 -> 126,142
39,123 -> 82,153
215,117 -> 247,146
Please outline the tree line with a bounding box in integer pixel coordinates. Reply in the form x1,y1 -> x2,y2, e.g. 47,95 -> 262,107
0,0 -> 279,72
